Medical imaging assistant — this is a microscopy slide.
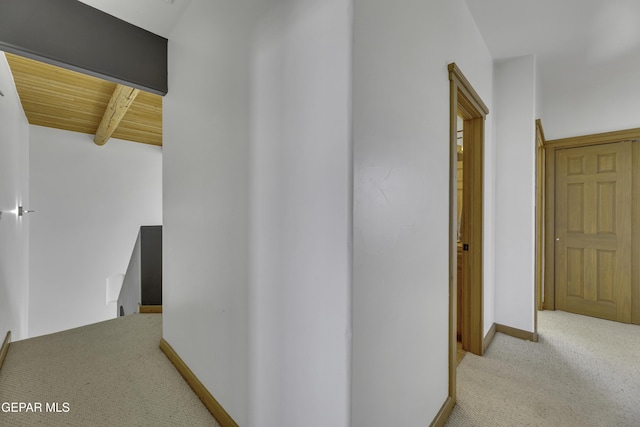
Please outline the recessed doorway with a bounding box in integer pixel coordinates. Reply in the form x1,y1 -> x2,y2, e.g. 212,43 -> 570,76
447,62 -> 488,409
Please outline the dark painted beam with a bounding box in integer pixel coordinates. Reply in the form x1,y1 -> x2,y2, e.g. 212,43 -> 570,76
0,0 -> 167,95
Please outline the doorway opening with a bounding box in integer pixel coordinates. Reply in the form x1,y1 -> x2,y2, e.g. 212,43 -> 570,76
447,63 -> 488,409
455,115 -> 466,365
544,128 -> 640,325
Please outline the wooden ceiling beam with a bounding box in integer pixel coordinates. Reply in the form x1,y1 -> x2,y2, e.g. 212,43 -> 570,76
94,84 -> 140,146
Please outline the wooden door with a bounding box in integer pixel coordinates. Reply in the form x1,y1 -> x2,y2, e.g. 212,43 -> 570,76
555,141 -> 632,322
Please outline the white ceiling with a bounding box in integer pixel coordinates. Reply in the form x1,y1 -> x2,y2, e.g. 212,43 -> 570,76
78,0 -> 640,97
77,0 -> 192,38
464,0 -> 640,93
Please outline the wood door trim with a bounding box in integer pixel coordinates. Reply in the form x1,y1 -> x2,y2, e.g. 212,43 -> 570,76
546,127 -> 640,149
544,128 -> 640,321
446,63 -> 487,414
463,115 -> 484,355
449,64 -> 489,116
634,144 -> 640,325
535,120 -> 546,328
544,144 -> 557,309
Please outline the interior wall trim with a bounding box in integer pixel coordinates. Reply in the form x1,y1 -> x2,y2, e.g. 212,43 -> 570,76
139,305 -> 163,314
0,331 -> 11,370
430,396 -> 455,427
482,323 -> 497,353
159,338 -> 238,427
495,323 -> 539,342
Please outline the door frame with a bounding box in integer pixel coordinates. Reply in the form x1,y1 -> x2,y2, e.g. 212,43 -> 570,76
543,127 -> 640,322
447,63 -> 488,408
535,120 -> 545,323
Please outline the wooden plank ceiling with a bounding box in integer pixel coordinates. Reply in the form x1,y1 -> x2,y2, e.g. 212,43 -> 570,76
5,52 -> 162,146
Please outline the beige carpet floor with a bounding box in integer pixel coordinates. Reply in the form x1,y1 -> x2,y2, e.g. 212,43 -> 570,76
0,314 -> 219,426
446,310 -> 640,427
3,310 -> 638,426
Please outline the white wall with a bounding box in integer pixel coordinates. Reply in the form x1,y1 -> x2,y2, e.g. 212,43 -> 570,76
0,52 -> 30,341
541,70 -> 640,140
249,1 -> 351,426
165,1 -> 499,425
351,0 -> 494,425
164,1 -> 351,426
29,126 -> 162,337
493,56 -> 537,332
163,1 -> 259,424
